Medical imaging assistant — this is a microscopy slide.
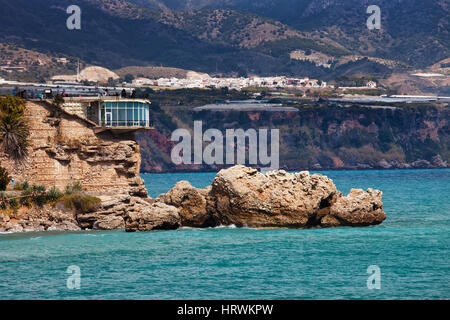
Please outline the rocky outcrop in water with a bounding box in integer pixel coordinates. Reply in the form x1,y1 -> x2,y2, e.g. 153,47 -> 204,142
328,188 -> 385,226
1,165 -> 386,233
125,201 -> 181,232
207,166 -> 340,228
157,181 -> 213,228
155,165 -> 386,230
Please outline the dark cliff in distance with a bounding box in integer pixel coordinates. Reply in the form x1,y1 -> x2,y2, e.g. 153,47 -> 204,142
136,104 -> 449,172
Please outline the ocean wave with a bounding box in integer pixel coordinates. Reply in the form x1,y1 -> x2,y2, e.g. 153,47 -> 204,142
179,224 -> 239,231
214,224 -> 237,229
180,224 -> 262,231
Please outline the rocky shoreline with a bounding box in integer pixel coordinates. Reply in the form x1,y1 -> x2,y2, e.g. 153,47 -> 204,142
1,165 -> 386,233
0,100 -> 386,234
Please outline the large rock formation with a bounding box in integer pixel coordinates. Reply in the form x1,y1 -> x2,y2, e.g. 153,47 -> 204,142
154,165 -> 386,230
328,188 -> 386,227
157,181 -> 213,227
206,166 -> 340,228
125,201 -> 181,232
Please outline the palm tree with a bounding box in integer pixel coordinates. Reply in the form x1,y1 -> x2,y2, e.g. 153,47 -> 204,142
0,112 -> 29,162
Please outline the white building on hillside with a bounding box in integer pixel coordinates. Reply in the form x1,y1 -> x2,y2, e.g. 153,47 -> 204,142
132,77 -> 154,86
366,81 -> 377,88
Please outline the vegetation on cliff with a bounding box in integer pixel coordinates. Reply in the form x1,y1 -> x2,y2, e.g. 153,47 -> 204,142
0,166 -> 10,191
56,194 -> 102,214
0,180 -> 101,216
0,97 -> 29,162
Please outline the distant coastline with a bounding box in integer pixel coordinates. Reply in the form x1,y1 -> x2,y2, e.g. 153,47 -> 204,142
137,103 -> 449,174
140,166 -> 450,175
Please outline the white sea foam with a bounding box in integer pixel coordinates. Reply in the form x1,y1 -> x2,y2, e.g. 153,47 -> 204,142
214,224 -> 237,229
180,224 -> 240,231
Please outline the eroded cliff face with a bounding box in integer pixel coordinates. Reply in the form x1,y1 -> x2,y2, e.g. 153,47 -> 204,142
0,100 -> 150,232
138,105 -> 449,172
0,100 -> 147,197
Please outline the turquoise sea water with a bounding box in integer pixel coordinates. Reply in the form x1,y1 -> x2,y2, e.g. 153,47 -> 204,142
0,169 -> 449,300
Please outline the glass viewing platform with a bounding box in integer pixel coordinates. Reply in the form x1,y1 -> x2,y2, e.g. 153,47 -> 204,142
99,100 -> 151,128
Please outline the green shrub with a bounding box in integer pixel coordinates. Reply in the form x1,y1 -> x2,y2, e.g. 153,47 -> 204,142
20,186 -> 32,207
13,183 -> 23,191
65,181 -> 83,195
52,94 -> 65,108
0,96 -> 25,117
33,194 -> 47,207
32,185 -> 46,193
0,182 -> 68,209
19,184 -> 47,207
13,181 -> 30,191
57,193 -> 101,213
31,185 -> 46,207
0,166 -> 11,191
8,197 -> 19,209
46,187 -> 64,202
71,181 -> 82,193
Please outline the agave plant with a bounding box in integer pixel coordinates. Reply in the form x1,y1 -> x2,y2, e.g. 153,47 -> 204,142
0,112 -> 30,161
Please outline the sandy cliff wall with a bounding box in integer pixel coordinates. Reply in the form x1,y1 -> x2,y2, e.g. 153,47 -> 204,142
0,100 -> 147,197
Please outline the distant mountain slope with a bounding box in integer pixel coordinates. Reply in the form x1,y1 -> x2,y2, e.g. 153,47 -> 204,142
0,0 -> 347,77
0,0 -> 447,80
0,42 -> 80,82
0,0 -> 215,69
130,0 -> 450,68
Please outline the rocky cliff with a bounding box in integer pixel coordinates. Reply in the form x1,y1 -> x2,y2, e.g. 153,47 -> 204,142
0,100 -> 149,232
1,100 -> 147,196
138,104 -> 449,172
